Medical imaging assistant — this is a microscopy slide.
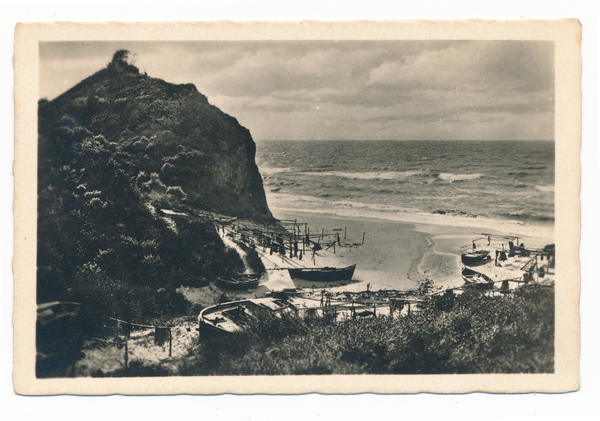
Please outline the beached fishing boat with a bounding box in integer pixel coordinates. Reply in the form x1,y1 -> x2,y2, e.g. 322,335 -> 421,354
216,273 -> 261,290
461,250 -> 490,265
198,297 -> 295,336
461,267 -> 494,288
287,264 -> 356,282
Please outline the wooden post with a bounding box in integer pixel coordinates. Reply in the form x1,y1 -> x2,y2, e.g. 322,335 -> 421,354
333,242 -> 336,254
124,340 -> 128,370
345,227 -> 347,239
169,328 -> 172,357
408,302 -> 411,317
362,232 -> 366,244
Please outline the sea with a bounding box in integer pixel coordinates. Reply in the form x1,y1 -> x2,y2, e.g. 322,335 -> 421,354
255,140 -> 555,237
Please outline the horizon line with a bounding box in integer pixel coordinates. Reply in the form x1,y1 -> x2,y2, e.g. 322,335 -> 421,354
254,139 -> 555,142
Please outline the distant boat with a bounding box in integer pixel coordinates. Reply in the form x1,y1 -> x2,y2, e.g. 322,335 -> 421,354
216,273 -> 261,289
461,250 -> 490,265
198,297 -> 295,336
461,267 -> 494,288
288,264 -> 356,282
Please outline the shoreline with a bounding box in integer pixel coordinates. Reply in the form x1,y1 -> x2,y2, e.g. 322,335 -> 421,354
180,205 -> 554,307
267,206 -> 553,293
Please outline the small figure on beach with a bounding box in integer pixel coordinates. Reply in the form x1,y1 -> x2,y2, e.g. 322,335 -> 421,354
488,235 -> 491,246
472,240 -> 476,250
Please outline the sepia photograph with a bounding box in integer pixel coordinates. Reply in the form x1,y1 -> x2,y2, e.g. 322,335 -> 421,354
13,20 -> 581,395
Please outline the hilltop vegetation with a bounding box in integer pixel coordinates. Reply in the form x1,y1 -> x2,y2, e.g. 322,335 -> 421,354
37,51 -> 272,318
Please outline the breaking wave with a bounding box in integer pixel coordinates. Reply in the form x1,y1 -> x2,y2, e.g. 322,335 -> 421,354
438,173 -> 483,182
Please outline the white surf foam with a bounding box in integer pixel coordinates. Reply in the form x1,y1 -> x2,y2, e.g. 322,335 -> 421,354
438,173 -> 483,182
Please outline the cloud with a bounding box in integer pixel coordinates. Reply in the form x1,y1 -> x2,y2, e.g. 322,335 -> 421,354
367,42 -> 553,91
40,41 -> 554,141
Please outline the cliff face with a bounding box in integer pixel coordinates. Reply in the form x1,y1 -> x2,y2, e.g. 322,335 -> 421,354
41,52 -> 271,220
37,51 -> 272,306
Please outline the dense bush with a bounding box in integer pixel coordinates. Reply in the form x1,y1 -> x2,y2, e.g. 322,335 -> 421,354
182,285 -> 554,375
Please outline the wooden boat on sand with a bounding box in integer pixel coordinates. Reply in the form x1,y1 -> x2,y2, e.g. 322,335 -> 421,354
288,264 -> 356,282
216,273 -> 261,289
461,250 -> 490,265
461,267 -> 494,288
198,297 -> 295,336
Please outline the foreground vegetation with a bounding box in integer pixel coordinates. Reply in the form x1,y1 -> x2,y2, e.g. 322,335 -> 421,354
177,285 -> 553,375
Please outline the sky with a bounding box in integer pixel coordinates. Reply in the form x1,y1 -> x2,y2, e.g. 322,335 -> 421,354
40,41 -> 554,141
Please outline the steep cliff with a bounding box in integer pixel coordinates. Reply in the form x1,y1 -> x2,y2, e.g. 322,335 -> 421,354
37,51 -> 273,312
40,50 -> 271,220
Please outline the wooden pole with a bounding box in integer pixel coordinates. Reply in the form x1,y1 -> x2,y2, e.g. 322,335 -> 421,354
169,328 -> 172,357
362,232 -> 366,244
345,227 -> 347,239
124,340 -> 128,370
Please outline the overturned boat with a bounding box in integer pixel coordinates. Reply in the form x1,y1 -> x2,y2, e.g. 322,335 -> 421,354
461,250 -> 490,265
288,264 -> 356,282
198,297 -> 295,336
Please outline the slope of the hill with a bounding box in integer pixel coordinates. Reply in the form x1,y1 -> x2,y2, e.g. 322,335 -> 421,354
37,51 -> 273,314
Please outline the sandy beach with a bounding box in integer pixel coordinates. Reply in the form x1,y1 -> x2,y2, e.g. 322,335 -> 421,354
179,205 -> 554,309
256,207 -> 554,294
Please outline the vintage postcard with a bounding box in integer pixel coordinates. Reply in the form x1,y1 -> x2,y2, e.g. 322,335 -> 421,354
13,20 -> 580,395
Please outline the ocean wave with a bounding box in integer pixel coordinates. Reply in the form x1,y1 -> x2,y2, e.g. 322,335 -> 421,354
535,185 -> 555,192
506,171 -> 531,178
432,209 -> 478,218
499,211 -> 555,223
270,193 -> 419,214
297,170 -> 424,180
438,173 -> 483,182
260,167 -> 296,175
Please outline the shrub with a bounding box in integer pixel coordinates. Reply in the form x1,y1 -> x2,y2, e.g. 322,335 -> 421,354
183,286 -> 554,375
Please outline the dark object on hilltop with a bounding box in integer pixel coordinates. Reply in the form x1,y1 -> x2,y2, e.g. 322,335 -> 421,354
288,264 -> 356,282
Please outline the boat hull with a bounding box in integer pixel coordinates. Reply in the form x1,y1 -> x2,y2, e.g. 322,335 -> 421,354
288,264 -> 356,282
216,274 -> 261,289
461,250 -> 489,265
198,298 -> 295,336
461,267 -> 494,289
